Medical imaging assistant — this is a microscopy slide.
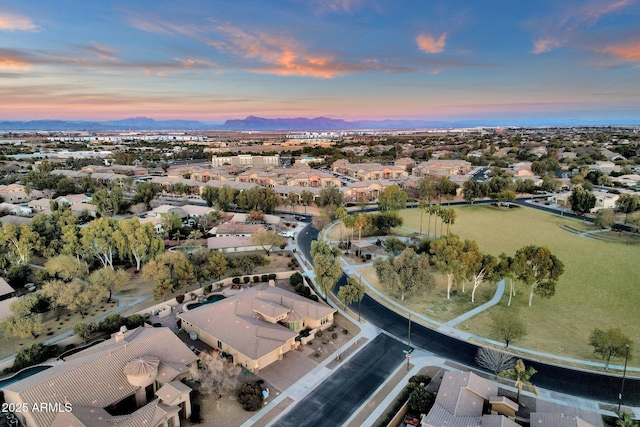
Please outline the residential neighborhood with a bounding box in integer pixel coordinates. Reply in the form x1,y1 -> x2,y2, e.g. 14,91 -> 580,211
0,126 -> 639,427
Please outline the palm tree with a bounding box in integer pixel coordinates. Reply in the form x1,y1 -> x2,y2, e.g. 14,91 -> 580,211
616,412 -> 637,427
500,359 -> 537,403
336,205 -> 348,247
353,212 -> 371,257
287,192 -> 299,214
418,199 -> 427,236
432,204 -> 444,237
343,214 -> 355,247
444,207 -> 458,235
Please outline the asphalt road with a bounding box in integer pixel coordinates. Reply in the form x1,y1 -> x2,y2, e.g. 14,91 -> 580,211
273,333 -> 407,427
298,222 -> 640,406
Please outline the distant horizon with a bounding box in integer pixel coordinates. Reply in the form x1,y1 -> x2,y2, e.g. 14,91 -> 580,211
2,114 -> 640,126
1,114 -> 639,132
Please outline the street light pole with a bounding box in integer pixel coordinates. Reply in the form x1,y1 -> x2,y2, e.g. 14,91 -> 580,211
358,275 -> 362,322
406,313 -> 411,370
618,344 -> 630,412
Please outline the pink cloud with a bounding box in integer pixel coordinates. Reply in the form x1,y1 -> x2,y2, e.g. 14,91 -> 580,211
0,57 -> 30,71
416,33 -> 447,54
0,12 -> 39,31
208,24 -> 398,78
600,41 -> 640,62
532,38 -> 562,54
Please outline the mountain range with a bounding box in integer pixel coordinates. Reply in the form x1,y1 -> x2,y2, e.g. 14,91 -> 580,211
0,115 -> 637,132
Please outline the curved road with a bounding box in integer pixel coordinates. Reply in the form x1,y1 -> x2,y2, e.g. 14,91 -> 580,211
297,222 -> 640,406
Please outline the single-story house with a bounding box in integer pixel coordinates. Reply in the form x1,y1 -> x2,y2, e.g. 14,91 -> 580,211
55,193 -> 91,205
2,326 -> 198,427
70,202 -> 98,217
0,215 -> 31,226
139,217 -> 164,234
207,235 -> 263,252
178,283 -> 335,372
0,202 -> 32,216
28,198 -> 53,213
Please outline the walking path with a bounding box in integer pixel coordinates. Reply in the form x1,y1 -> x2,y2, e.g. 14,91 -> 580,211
443,279 -> 505,327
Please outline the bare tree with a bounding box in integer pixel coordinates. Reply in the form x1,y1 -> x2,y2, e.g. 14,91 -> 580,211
476,347 -> 515,378
190,351 -> 242,398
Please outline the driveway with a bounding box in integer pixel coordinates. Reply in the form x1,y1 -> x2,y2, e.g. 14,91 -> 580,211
272,333 -> 406,427
259,349 -> 318,392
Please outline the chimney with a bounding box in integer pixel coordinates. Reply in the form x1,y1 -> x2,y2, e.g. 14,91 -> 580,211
113,325 -> 128,343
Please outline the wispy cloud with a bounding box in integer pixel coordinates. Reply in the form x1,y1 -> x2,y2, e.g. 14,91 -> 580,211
0,46 -> 215,77
125,13 -> 204,38
208,23 -> 406,78
416,33 -> 447,54
532,38 -> 562,54
313,0 -> 365,13
79,43 -> 118,61
0,48 -> 33,71
531,0 -> 635,54
0,12 -> 39,31
600,41 -> 640,62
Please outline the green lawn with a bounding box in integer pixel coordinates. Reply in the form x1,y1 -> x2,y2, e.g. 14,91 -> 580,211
394,205 -> 640,366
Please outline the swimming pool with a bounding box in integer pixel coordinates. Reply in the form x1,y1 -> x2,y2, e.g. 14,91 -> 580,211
0,365 -> 53,389
184,294 -> 226,311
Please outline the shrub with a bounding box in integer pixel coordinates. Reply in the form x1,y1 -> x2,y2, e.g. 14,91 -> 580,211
175,294 -> 185,304
408,386 -> 435,415
309,295 -> 319,302
7,264 -> 31,288
261,274 -> 268,282
343,329 -> 348,335
290,272 -> 304,287
268,273 -> 277,280
204,284 -> 212,293
232,277 -> 241,284
316,331 -> 323,337
328,326 -> 335,332
253,276 -> 260,283
332,333 -> 338,339
126,314 -> 145,329
238,381 -> 264,411
409,374 -> 431,385
12,342 -> 61,373
243,276 -> 251,284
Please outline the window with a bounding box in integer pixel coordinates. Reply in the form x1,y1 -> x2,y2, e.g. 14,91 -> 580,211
320,317 -> 328,325
167,416 -> 175,427
287,321 -> 299,330
217,340 -> 222,349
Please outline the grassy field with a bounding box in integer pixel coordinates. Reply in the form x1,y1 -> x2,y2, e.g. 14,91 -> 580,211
391,205 -> 640,365
356,265 -> 497,325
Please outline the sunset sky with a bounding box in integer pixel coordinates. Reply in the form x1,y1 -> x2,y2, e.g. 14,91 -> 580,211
1,0 -> 640,123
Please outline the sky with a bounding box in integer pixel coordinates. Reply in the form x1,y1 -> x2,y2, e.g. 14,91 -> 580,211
1,0 -> 640,124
